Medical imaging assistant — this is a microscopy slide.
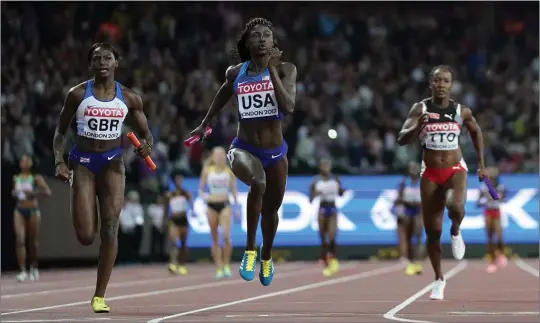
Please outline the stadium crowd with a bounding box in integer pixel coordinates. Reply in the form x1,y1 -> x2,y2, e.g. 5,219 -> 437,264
2,2 -> 538,194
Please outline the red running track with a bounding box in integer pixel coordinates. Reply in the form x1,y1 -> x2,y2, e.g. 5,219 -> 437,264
1,259 -> 538,323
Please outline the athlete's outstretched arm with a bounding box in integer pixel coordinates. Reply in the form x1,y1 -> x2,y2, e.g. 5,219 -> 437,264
125,90 -> 153,157
198,166 -> 209,199
200,66 -> 237,126
397,103 -> 427,146
185,191 -> 194,211
462,106 -> 487,178
309,178 -> 318,202
476,187 -> 487,208
53,88 -> 80,165
162,192 -> 170,231
31,175 -> 52,197
268,61 -> 297,115
229,171 -> 238,205
396,179 -> 405,205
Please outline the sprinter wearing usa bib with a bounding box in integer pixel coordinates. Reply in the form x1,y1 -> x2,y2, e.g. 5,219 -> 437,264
52,43 -> 153,313
190,18 -> 297,287
398,65 -> 491,301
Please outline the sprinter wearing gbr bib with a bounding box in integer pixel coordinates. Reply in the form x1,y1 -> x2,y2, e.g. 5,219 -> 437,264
190,17 -> 296,287
398,65 -> 490,301
53,43 -> 153,313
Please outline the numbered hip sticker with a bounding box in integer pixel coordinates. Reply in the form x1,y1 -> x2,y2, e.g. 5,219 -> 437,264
68,170 -> 74,187
226,148 -> 236,167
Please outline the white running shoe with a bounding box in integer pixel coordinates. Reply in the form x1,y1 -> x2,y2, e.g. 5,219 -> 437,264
451,233 -> 466,260
430,279 -> 446,300
16,271 -> 28,282
29,268 -> 39,281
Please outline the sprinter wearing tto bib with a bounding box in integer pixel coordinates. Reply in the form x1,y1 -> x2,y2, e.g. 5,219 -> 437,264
12,154 -> 52,282
477,167 -> 508,273
53,43 -> 153,313
164,174 -> 193,276
199,147 -> 239,279
309,159 -> 344,277
190,17 -> 296,286
398,65 -> 490,300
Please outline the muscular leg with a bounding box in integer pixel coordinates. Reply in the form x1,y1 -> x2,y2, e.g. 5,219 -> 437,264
404,217 -> 416,262
446,171 -> 467,237
71,164 -> 98,246
484,216 -> 495,262
207,208 -> 223,270
327,212 -> 338,258
228,148 -> 266,251
493,218 -> 505,255
168,223 -> 180,266
260,157 -> 288,261
178,225 -> 188,266
414,213 -> 424,260
94,161 -> 125,298
318,212 -> 329,265
396,216 -> 409,260
13,210 -> 27,272
421,177 -> 447,280
220,206 -> 233,268
26,212 -> 41,269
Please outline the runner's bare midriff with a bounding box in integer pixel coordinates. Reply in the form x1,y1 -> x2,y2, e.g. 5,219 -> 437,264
17,198 -> 38,209
423,148 -> 463,169
237,119 -> 283,149
76,136 -> 121,153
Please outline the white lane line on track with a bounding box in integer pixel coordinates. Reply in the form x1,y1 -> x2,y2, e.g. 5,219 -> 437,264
1,262 -> 358,316
147,263 -> 405,323
514,258 -> 540,277
383,260 -> 468,323
1,263 -> 306,299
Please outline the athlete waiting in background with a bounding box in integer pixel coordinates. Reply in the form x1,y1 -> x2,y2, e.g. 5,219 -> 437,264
395,161 -> 424,276
12,154 -> 52,282
163,174 -> 194,275
309,159 -> 345,277
199,147 -> 239,279
477,167 -> 508,273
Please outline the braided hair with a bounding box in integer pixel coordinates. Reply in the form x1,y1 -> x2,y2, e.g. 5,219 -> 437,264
87,42 -> 121,63
234,17 -> 275,62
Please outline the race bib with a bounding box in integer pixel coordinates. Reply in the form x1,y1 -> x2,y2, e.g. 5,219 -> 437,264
237,81 -> 278,119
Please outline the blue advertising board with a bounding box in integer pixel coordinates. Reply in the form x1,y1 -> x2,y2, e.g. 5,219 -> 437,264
168,174 -> 538,248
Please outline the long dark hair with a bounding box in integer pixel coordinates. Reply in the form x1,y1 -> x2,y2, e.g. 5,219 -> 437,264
233,17 -> 276,63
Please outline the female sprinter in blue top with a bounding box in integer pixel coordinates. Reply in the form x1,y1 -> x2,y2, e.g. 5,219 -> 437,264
394,161 -> 424,276
190,17 -> 296,286
53,43 -> 153,313
309,159 -> 344,277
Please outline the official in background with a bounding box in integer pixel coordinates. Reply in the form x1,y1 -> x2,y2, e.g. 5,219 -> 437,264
118,190 -> 144,263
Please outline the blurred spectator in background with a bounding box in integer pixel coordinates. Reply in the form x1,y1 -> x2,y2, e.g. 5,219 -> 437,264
147,195 -> 167,262
118,190 -> 144,263
1,1 -> 537,198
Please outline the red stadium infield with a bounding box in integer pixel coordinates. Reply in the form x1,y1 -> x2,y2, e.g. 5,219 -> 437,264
1,260 -> 538,323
